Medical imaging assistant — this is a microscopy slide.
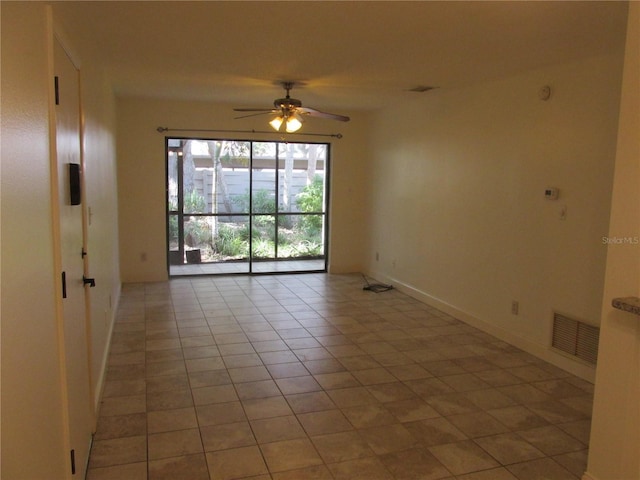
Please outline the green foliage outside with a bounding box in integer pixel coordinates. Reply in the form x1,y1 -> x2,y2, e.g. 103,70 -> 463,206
296,175 -> 324,236
171,181 -> 325,263
232,188 -> 276,215
183,190 -> 208,249
183,189 -> 206,213
213,223 -> 249,258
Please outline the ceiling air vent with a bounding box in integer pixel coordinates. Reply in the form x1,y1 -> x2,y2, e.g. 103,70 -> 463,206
551,312 -> 600,365
407,85 -> 437,93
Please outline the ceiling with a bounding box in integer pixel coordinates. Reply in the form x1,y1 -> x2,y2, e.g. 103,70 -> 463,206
52,1 -> 628,112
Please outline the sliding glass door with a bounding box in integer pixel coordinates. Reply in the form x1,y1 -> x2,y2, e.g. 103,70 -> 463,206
167,138 -> 328,275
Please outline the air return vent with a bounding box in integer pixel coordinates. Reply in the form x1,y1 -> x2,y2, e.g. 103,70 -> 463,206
407,85 -> 437,93
551,312 -> 600,365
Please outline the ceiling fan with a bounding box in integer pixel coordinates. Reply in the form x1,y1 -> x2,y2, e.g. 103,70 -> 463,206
234,82 -> 350,133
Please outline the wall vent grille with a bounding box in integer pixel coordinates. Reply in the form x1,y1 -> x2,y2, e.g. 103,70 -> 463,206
551,312 -> 600,365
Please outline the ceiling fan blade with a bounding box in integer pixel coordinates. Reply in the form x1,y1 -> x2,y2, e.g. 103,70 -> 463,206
297,107 -> 350,122
233,108 -> 275,112
234,111 -> 277,119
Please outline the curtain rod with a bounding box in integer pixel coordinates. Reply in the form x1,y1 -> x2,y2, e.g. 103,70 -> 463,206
156,126 -> 343,139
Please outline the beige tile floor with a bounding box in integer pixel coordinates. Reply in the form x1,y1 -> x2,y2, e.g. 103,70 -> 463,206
87,273 -> 593,480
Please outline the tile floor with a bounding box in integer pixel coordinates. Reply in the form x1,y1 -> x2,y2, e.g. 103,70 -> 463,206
87,273 -> 593,480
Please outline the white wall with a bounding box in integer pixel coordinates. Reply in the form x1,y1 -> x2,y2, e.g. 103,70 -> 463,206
365,51 -> 624,380
77,59 -> 121,409
116,96 -> 370,282
1,4 -> 68,477
1,3 -> 121,478
586,3 -> 640,479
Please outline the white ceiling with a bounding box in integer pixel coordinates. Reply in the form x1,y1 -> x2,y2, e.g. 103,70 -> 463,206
53,1 -> 628,113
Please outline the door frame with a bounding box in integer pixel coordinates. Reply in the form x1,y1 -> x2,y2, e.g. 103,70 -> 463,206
165,137 -> 331,276
49,26 -> 94,478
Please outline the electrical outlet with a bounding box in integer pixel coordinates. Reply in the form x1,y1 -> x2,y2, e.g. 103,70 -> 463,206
511,301 -> 519,315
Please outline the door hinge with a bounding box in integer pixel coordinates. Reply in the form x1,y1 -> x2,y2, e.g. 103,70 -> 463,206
61,271 -> 67,299
54,76 -> 60,105
70,448 -> 76,475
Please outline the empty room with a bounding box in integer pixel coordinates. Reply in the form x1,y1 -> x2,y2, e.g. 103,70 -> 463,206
1,2 -> 638,480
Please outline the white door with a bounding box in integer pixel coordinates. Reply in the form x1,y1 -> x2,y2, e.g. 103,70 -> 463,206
54,37 -> 93,478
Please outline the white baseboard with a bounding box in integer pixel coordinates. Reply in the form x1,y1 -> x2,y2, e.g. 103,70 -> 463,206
366,270 -> 596,383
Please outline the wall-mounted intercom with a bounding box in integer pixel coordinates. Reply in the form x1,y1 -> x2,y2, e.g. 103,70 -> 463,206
69,163 -> 81,205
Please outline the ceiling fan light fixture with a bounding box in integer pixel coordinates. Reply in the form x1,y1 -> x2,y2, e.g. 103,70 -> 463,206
285,114 -> 303,133
269,115 -> 284,131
